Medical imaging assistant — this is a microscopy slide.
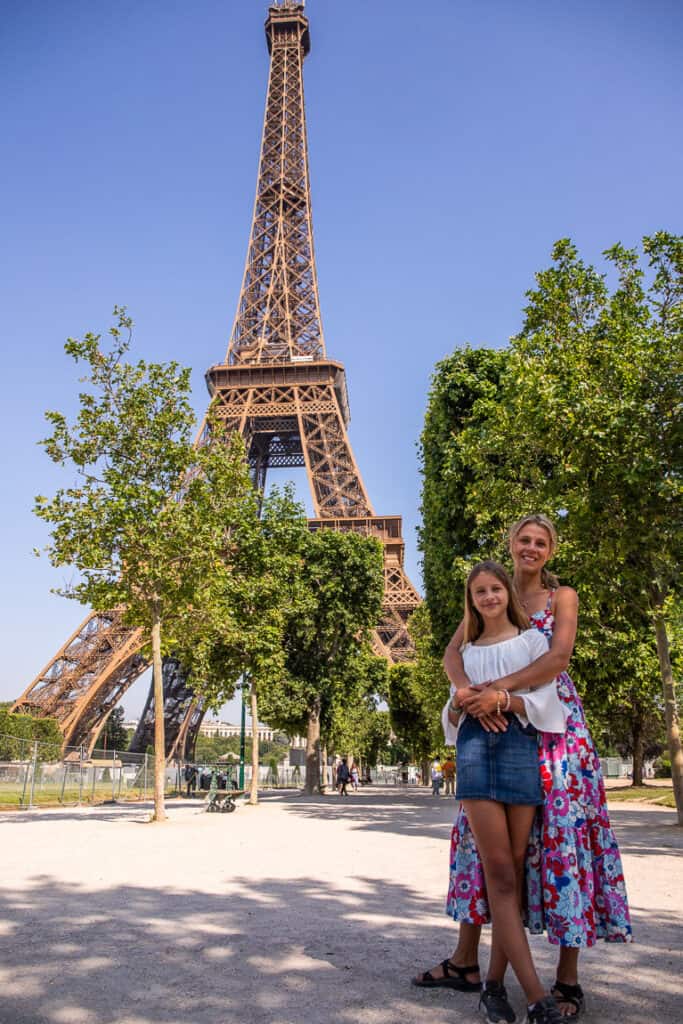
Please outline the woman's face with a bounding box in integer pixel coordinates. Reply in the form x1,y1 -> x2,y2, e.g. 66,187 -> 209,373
469,571 -> 510,620
510,522 -> 553,573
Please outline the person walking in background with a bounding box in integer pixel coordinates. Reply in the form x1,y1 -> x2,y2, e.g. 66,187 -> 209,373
350,763 -> 360,792
183,763 -> 197,797
441,754 -> 456,796
413,514 -> 632,1021
336,757 -> 350,796
431,760 -> 443,796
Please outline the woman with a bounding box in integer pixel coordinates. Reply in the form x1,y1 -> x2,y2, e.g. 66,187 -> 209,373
413,514 -> 632,1021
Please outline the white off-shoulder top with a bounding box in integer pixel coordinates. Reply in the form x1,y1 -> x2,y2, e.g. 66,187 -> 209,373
442,628 -> 568,745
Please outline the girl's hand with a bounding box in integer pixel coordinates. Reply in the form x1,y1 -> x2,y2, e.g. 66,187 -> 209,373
478,713 -> 509,733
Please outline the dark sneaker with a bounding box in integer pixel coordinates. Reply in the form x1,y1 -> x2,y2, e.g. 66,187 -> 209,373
526,995 -> 565,1024
479,981 -> 516,1023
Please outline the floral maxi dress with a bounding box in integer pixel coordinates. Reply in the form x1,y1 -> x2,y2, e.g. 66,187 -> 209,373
446,599 -> 633,946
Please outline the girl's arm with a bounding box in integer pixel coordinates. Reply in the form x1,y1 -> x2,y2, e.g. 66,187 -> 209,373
443,621 -> 508,732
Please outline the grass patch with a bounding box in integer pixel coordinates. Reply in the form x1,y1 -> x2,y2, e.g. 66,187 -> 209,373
606,785 -> 675,808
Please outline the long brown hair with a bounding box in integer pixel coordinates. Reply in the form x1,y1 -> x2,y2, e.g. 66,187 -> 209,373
508,513 -> 560,590
463,560 -> 529,644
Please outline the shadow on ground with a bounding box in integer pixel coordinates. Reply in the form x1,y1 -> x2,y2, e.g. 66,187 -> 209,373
281,789 -> 683,855
0,871 -> 681,1024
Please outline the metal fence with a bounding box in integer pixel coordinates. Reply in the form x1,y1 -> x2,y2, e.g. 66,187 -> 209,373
0,732 -> 155,808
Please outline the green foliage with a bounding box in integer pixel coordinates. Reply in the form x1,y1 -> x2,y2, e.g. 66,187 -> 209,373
259,530 -> 385,736
458,235 -> 682,621
419,233 -> 682,805
183,486 -> 310,711
258,529 -> 384,792
193,733 -> 289,764
34,308 -> 266,817
418,346 -> 509,652
101,706 -> 128,751
327,647 -> 391,765
0,706 -> 63,761
386,605 -> 450,762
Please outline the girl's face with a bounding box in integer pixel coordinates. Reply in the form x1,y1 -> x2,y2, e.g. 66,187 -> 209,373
469,571 -> 510,621
510,523 -> 553,573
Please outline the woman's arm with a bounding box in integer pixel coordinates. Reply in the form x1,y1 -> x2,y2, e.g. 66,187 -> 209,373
455,686 -> 527,718
443,621 -> 470,693
459,588 -> 578,711
495,587 -> 578,692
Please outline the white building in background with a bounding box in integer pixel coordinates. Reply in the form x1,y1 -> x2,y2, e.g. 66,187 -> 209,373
122,717 -> 304,746
199,719 -> 276,742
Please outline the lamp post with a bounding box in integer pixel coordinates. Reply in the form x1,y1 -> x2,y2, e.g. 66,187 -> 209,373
239,680 -> 247,790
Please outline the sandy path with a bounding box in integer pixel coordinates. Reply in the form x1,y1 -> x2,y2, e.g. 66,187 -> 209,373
0,788 -> 680,1024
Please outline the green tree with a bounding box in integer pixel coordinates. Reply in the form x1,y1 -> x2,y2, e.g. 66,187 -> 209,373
183,486 -> 310,805
260,530 -> 385,794
0,705 -> 62,761
418,346 -> 508,652
101,706 -> 128,752
35,309 -> 259,822
386,605 -> 450,782
455,235 -> 683,820
327,647 -> 390,767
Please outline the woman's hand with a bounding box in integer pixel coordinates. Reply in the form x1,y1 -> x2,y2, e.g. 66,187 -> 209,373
458,684 -> 509,732
458,683 -> 497,716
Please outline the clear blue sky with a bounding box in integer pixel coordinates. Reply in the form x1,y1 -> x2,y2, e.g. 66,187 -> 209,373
1,0 -> 681,720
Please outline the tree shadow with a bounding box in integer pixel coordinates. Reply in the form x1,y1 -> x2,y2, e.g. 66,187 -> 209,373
0,871 -> 680,1024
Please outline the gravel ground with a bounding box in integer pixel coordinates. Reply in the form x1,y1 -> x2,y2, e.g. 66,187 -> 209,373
0,787 -> 680,1024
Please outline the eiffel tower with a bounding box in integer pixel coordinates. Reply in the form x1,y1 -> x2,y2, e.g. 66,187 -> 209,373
12,1 -> 421,758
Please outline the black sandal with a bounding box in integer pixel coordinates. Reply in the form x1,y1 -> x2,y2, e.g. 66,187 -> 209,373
552,980 -> 585,1019
412,959 -> 481,990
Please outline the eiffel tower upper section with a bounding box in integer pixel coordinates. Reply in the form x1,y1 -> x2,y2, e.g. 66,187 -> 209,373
228,1 -> 324,367
12,1 -> 421,758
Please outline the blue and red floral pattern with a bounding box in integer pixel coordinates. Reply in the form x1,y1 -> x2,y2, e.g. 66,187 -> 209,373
446,599 -> 633,946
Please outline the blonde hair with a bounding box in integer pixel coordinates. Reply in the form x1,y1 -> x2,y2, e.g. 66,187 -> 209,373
508,514 -> 560,590
463,560 -> 530,644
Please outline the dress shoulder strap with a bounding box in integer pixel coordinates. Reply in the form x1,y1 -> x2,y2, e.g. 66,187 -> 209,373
545,589 -> 555,611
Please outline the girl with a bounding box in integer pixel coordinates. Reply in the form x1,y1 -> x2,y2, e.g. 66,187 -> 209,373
451,560 -> 566,1024
413,514 -> 632,1021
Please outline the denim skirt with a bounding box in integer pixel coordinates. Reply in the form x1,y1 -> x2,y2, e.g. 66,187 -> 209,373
455,714 -> 543,805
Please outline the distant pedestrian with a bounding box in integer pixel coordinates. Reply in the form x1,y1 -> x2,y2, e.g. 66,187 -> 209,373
431,761 -> 442,796
441,755 -> 455,797
183,764 -> 197,797
336,758 -> 350,796
350,764 -> 360,792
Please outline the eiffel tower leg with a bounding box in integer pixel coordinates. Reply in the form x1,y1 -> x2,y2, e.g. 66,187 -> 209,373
129,659 -> 197,757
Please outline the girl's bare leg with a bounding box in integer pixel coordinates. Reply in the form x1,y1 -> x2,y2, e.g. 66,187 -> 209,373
485,802 -> 531,983
463,799 -> 545,1005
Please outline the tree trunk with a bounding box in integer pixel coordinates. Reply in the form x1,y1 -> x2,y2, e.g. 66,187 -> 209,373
249,683 -> 259,806
321,743 -> 328,791
151,609 -> 167,822
631,702 -> 644,787
421,758 -> 431,788
653,611 -> 683,825
305,700 -> 321,795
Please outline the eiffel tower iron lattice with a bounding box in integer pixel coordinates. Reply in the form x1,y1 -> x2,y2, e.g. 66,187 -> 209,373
12,1 -> 421,758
